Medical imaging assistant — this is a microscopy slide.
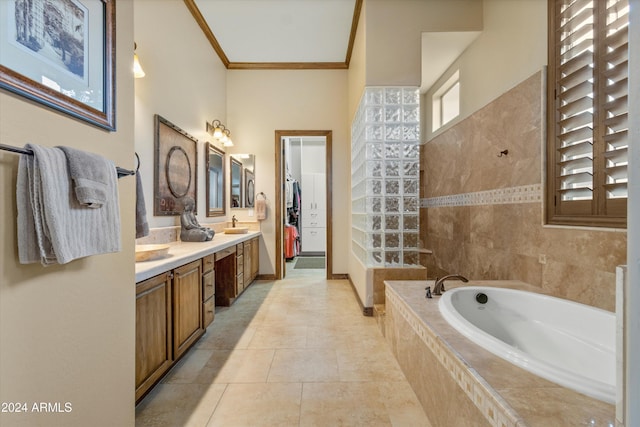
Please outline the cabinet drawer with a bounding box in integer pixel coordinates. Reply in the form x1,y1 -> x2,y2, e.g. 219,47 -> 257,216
215,246 -> 236,261
301,227 -> 326,252
302,211 -> 325,227
202,254 -> 215,273
202,270 -> 215,301
203,298 -> 214,327
236,254 -> 244,272
236,243 -> 244,255
236,272 -> 244,294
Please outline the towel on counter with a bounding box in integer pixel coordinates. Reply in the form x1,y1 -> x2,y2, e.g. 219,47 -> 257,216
58,145 -> 111,208
255,197 -> 267,221
135,169 -> 149,238
16,144 -> 121,266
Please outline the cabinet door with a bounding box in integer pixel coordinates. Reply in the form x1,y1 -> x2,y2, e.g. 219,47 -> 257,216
251,237 -> 259,280
173,260 -> 204,359
244,239 -> 252,286
136,273 -> 172,402
301,228 -> 326,252
301,173 -> 326,219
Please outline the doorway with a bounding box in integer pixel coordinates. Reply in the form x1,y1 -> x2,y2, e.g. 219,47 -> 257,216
275,130 -> 333,280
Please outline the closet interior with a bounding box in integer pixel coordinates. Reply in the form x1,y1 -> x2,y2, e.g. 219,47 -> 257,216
283,137 -> 327,261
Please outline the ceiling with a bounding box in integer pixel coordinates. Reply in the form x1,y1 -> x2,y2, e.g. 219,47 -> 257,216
185,0 -> 361,69
183,0 -> 482,92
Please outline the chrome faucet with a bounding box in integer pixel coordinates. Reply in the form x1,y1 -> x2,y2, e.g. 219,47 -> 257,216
232,215 -> 237,227
433,274 -> 469,296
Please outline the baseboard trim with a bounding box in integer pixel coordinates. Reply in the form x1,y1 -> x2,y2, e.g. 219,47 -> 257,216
331,273 -> 348,280
347,274 -> 373,317
256,274 -> 277,281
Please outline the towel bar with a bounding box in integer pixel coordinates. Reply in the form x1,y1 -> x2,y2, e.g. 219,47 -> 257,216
0,143 -> 135,178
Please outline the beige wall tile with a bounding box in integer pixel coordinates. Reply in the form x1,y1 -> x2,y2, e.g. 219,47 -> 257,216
422,71 -> 627,310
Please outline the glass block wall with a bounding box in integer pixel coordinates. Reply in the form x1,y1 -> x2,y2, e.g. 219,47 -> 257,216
351,87 -> 420,267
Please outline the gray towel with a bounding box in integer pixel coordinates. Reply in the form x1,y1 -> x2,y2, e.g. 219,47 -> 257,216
17,144 -> 121,265
135,170 -> 149,238
58,145 -> 110,208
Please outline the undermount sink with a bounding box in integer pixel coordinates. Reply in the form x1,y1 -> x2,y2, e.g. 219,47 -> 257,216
224,227 -> 249,234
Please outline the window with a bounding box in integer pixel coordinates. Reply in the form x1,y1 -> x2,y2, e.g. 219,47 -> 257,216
432,71 -> 460,132
547,0 -> 629,228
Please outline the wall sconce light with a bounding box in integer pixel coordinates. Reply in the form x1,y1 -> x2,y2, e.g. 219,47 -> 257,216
133,43 -> 146,78
206,119 -> 234,146
222,129 -> 233,147
206,119 -> 224,139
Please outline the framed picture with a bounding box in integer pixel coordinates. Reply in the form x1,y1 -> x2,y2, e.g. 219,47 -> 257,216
0,0 -> 116,130
154,115 -> 198,216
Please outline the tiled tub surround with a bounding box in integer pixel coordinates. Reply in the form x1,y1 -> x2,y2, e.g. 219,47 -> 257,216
384,280 -> 615,427
421,71 -> 626,311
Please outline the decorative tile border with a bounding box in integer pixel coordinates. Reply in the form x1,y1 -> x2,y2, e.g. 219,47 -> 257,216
385,288 -> 523,427
421,184 -> 542,208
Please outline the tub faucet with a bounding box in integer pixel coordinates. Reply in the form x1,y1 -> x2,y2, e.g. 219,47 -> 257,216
433,274 -> 469,296
232,215 -> 237,227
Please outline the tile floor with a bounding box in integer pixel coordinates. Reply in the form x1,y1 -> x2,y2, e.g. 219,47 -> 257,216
135,261 -> 431,426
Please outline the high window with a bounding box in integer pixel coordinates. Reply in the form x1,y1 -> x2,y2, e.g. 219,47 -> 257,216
547,0 -> 629,227
432,71 -> 460,132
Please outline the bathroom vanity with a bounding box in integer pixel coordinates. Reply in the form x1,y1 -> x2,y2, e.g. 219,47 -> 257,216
134,231 -> 260,402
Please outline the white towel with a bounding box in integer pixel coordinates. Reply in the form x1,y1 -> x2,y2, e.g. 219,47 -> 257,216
255,197 -> 267,221
16,144 -> 122,266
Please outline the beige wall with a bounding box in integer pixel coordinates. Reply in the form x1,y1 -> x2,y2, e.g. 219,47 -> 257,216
0,3 -> 135,426
134,0 -> 228,229
348,0 -> 367,123
227,69 -> 350,276
347,0 -> 369,306
423,71 -> 627,311
365,0 -> 483,86
425,0 -> 547,140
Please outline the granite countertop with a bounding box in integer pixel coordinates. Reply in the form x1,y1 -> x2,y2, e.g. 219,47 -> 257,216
384,280 -> 615,427
135,230 -> 261,283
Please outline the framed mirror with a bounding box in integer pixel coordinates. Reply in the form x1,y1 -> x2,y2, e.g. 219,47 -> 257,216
230,157 -> 243,208
206,143 -> 225,217
230,154 -> 256,209
154,115 -> 197,215
245,169 -> 255,207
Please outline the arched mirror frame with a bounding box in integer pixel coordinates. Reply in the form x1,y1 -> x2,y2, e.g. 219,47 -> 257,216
206,143 -> 226,217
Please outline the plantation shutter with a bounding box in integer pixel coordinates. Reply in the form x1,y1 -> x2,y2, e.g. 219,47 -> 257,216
548,0 -> 628,227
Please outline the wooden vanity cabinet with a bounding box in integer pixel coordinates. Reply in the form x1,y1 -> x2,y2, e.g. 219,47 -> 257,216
215,246 -> 237,306
136,237 -> 259,403
244,237 -> 259,286
251,237 -> 259,279
236,243 -> 244,294
214,239 -> 259,307
202,254 -> 215,327
135,272 -> 172,402
172,260 -> 204,360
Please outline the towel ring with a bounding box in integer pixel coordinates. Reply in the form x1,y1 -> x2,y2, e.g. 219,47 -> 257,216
135,152 -> 140,172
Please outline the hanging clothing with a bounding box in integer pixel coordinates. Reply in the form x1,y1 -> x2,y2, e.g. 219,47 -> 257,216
285,225 -> 299,260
